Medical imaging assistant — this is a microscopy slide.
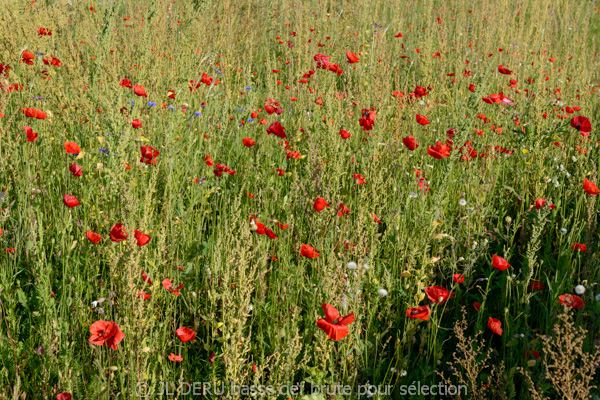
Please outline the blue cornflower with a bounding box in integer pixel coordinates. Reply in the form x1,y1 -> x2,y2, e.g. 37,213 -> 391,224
194,111 -> 202,117
245,86 -> 252,90
34,51 -> 46,56
168,105 -> 174,110
148,101 -> 157,107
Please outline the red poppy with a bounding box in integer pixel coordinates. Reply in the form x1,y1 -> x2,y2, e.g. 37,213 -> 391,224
313,197 -> 330,212
21,51 -> 35,64
134,230 -> 151,247
65,141 -> 81,154
487,317 -> 503,336
242,138 -> 256,147
43,56 -> 62,67
162,279 -> 184,296
497,65 -> 512,75
275,222 -> 289,229
266,121 -> 286,138
572,243 -> 587,252
168,353 -> 183,362
133,84 -> 148,97
205,155 -> 214,167
109,223 -> 128,242
120,78 -> 133,88
300,244 -> 319,259
63,194 -> 81,208
85,231 -> 102,244
56,393 -> 71,400
558,294 -> 583,309
402,136 -> 419,151
425,286 -> 454,304
132,119 -> 143,129
492,255 -> 510,271
416,114 -> 430,126
427,141 -> 452,159
535,198 -> 546,210
530,281 -> 546,290
473,302 -> 481,311
583,178 -> 600,195
452,274 -> 465,284
175,326 -> 196,342
142,270 -> 153,285
524,350 -> 541,360
359,108 -> 376,131
372,213 -> 382,223
88,320 -> 125,350
140,146 -> 160,165
346,51 -> 360,64
67,163 -> 82,177
570,116 -> 591,136
406,305 -> 431,321
138,291 -> 151,300
337,203 -> 350,217
412,86 -> 429,98
339,129 -> 351,139
24,126 -> 38,142
353,173 -> 366,185
22,108 -> 47,119
468,83 -> 476,92
316,303 -> 355,340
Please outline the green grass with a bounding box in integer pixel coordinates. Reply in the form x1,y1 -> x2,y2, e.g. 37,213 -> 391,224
0,0 -> 599,398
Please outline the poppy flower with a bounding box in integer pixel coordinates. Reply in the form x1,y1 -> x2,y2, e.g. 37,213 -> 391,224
497,65 -> 512,75
412,86 -> 429,98
406,305 -> 431,321
242,137 -> 256,147
427,142 -> 452,159
572,243 -> 587,252
138,291 -> 151,300
133,84 -> 148,97
473,302 -> 481,311
266,121 -> 286,138
492,255 -> 510,271
63,194 -> 81,208
372,213 -> 382,223
175,326 -> 196,342
359,108 -> 376,131
468,83 -> 476,92
275,222 -> 289,229
65,141 -> 81,155
558,294 -> 584,309
168,353 -> 183,362
402,136 -> 419,150
132,119 -> 143,129
345,51 -> 360,64
339,129 -> 351,139
21,51 -> 35,64
109,223 -> 128,242
134,230 -> 151,247
88,320 -> 125,350
43,56 -> 62,67
570,116 -> 591,136
69,163 -> 83,177
140,146 -> 160,165
85,231 -> 102,244
530,281 -> 546,290
300,244 -> 319,259
56,393 -> 71,400
353,173 -> 366,185
142,270 -> 153,285
337,203 -> 350,217
583,178 -> 600,195
535,198 -> 546,210
22,108 -> 47,119
416,114 -> 430,126
205,155 -> 214,167
316,303 -> 355,340
313,197 -> 330,212
162,279 -> 184,296
524,350 -> 541,360
452,274 -> 465,284
425,285 -> 454,304
24,126 -> 38,142
120,78 -> 133,88
487,317 -> 503,336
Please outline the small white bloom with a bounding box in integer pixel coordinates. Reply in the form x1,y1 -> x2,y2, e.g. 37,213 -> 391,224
595,294 -> 600,302
458,199 -> 467,207
572,156 -> 578,162
378,289 -> 389,297
363,263 -> 369,270
92,301 -> 98,308
575,285 -> 585,295
347,261 -> 358,270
